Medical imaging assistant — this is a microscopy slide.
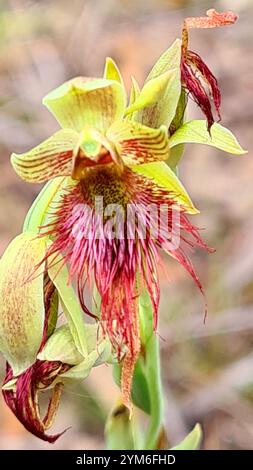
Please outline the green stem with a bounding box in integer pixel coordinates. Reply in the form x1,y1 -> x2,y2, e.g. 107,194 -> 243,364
106,289 -> 164,450
144,332 -> 164,449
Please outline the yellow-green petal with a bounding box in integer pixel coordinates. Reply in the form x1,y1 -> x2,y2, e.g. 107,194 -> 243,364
169,120 -> 247,155
137,39 -> 182,128
11,129 -> 78,183
107,120 -> 169,165
130,162 -> 198,214
43,77 -> 126,133
0,233 -> 47,375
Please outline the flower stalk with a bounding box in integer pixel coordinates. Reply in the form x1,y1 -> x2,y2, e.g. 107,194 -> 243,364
143,332 -> 164,450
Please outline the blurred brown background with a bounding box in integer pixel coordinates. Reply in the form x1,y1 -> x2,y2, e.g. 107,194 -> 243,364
0,0 -> 252,450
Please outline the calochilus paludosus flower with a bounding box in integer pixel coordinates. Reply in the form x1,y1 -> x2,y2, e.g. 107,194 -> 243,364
0,233 -> 112,441
180,8 -> 238,130
0,9 -> 246,442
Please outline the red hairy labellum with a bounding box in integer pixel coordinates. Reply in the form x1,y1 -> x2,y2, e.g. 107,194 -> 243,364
39,166 -> 211,407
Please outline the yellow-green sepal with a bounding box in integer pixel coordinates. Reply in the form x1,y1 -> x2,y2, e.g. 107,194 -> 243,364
146,38 -> 182,81
104,57 -> 127,109
23,176 -> 73,233
0,233 -> 47,375
130,161 -> 198,214
168,90 -> 187,169
135,39 -> 182,128
43,77 -> 126,133
125,69 -> 180,129
103,57 -> 125,87
125,71 -> 172,114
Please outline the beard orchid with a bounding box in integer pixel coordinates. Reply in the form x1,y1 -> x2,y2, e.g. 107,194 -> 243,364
0,9 -> 246,443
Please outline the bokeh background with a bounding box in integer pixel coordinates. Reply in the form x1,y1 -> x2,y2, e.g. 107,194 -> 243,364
0,0 -> 252,450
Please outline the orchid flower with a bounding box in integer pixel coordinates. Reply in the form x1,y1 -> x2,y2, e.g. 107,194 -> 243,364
0,9 -> 246,445
181,9 -> 238,130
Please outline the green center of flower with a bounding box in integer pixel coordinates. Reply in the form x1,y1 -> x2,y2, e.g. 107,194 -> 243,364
72,128 -> 123,180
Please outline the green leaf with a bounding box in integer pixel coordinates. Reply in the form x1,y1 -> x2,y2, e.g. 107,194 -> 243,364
48,257 -> 88,357
169,120 -> 247,156
105,402 -> 135,450
23,176 -> 72,233
171,424 -> 203,450
0,233 -> 47,375
137,39 -> 182,128
130,161 -> 198,214
92,284 -> 101,317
